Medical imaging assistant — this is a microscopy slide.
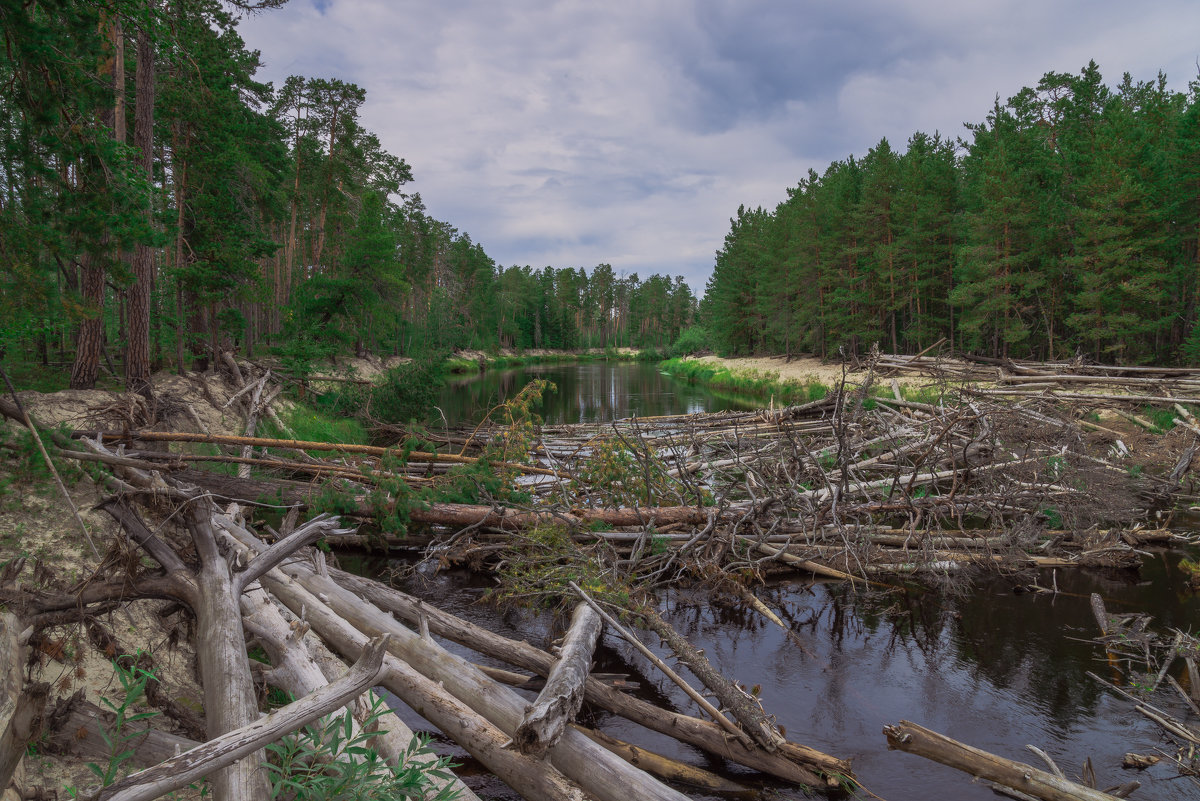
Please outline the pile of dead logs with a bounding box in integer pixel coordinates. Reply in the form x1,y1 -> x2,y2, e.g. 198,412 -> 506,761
6,353 -> 1192,590
876,349 -> 1200,406
1,461 -> 852,799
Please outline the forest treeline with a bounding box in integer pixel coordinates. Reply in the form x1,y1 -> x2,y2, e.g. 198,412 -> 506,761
0,0 -> 697,392
702,62 -> 1200,365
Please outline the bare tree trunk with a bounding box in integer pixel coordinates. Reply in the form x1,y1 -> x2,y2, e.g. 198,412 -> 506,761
884,720 -> 1126,801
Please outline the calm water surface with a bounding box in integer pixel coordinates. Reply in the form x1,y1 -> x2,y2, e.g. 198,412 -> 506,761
367,362 -> 1200,800
435,362 -> 758,425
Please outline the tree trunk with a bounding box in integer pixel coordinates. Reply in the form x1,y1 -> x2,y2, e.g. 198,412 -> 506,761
124,7 -> 154,397
222,527 -> 690,801
330,568 -> 844,785
70,252 -> 104,389
884,720 -> 1126,801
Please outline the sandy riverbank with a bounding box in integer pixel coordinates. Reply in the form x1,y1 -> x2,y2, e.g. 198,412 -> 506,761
683,354 -> 933,389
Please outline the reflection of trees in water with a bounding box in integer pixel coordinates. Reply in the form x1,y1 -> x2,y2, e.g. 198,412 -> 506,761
818,577 -> 1109,726
438,363 -> 758,425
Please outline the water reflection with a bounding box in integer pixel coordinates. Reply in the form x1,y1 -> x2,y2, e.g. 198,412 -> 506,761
348,553 -> 1200,800
437,362 -> 758,425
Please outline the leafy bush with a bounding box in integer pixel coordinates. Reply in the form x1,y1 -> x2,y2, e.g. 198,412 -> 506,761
669,324 -> 711,356
365,354 -> 447,425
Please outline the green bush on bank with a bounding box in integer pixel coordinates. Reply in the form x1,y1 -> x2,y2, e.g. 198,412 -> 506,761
658,357 -> 829,404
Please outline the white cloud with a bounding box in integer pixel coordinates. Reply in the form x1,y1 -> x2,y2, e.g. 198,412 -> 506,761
238,0 -> 1200,294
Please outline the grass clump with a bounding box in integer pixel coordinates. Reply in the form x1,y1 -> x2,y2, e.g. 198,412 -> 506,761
659,357 -> 829,405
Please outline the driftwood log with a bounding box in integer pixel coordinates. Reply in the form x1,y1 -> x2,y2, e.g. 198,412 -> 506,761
514,603 -> 602,756
241,565 -> 588,801
884,720 -> 1128,801
239,582 -> 479,801
235,543 -> 692,801
640,605 -> 786,752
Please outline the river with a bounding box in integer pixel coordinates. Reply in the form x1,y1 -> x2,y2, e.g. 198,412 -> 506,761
373,362 -> 1200,800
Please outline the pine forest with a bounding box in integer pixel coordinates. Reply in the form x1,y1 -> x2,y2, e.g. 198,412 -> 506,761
0,0 -> 697,393
703,61 -> 1200,365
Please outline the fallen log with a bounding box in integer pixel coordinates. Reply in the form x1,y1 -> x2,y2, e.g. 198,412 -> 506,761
95,636 -> 390,801
884,720 -> 1126,801
240,583 -> 478,800
572,724 -> 751,794
77,430 -> 568,478
329,568 -> 848,784
514,603 -> 602,756
100,498 -> 271,801
221,521 -> 688,801
245,566 -> 586,801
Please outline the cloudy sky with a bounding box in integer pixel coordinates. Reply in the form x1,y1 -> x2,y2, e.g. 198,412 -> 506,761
239,1 -> 1200,293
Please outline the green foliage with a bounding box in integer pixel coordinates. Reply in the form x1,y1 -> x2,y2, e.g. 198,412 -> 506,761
492,524 -> 632,610
277,405 -> 369,448
567,437 -> 707,508
669,324 -> 711,356
659,358 -> 829,405
87,656 -> 160,790
366,357 -> 448,425
264,700 -> 460,801
701,61 -> 1200,364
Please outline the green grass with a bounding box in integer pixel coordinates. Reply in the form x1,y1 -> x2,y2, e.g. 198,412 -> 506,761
443,350 -> 642,374
658,357 -> 830,404
263,404 -> 368,448
659,357 -> 951,409
1142,405 -> 1179,432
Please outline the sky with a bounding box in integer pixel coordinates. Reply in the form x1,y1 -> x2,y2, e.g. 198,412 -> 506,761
238,1 -> 1200,294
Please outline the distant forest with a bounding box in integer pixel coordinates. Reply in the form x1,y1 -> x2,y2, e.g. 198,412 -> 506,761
0,1 -> 696,392
702,62 -> 1200,365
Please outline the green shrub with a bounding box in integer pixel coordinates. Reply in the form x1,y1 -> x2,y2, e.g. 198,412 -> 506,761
669,324 -> 711,356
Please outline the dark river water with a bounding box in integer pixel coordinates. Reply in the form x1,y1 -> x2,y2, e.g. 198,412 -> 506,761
436,361 -> 758,425
370,362 -> 1200,800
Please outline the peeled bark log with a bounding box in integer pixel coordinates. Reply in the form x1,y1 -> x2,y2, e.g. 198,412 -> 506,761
330,568 -> 848,784
240,586 -> 479,801
280,568 -> 687,801
573,724 -> 751,794
95,636 -> 389,801
514,603 -> 601,756
884,720 -> 1125,801
184,502 -> 271,801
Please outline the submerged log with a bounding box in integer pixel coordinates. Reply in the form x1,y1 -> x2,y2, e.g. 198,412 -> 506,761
514,603 -> 602,756
884,720 -> 1126,801
572,724 -> 751,794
